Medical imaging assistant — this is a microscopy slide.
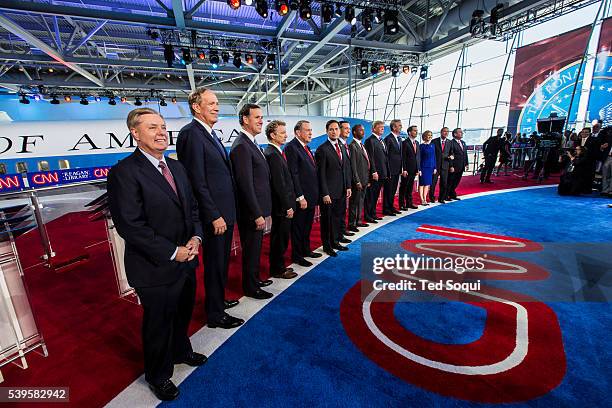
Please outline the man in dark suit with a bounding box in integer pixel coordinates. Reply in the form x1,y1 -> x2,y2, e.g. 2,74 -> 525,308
108,108 -> 207,401
400,125 -> 420,209
348,124 -> 370,231
264,120 -> 298,279
316,120 -> 352,257
447,128 -> 469,200
338,120 -> 354,242
481,128 -> 503,183
363,120 -> 388,222
284,120 -> 322,268
230,103 -> 273,299
383,119 -> 403,215
430,126 -> 452,203
177,88 -> 243,330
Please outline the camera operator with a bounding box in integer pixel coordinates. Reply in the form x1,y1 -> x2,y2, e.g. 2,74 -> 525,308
558,146 -> 590,195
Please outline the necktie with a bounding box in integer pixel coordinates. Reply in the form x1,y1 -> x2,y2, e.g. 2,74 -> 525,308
343,142 -> 350,158
304,145 -> 315,164
282,150 -> 287,161
211,130 -> 227,159
412,140 -> 417,153
361,143 -> 370,169
442,140 -> 446,151
380,137 -> 386,151
158,161 -> 178,197
335,143 -> 342,161
458,140 -> 463,150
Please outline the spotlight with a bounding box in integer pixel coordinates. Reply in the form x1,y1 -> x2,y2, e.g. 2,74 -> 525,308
146,29 -> 160,40
289,0 -> 299,10
256,0 -> 268,18
134,97 -> 142,106
245,0 -> 253,4
209,50 -> 220,68
256,54 -> 266,65
403,65 -> 410,74
321,3 -> 334,23
64,95 -> 72,102
171,97 -> 177,104
50,95 -> 60,105
334,3 -> 343,17
384,10 -> 399,34
33,94 -> 41,101
360,60 -> 369,76
108,97 -> 116,105
222,51 -> 230,64
227,0 -> 241,10
19,94 -> 30,104
370,64 -> 378,76
420,65 -> 428,79
344,6 -> 356,25
164,44 -> 174,68
379,64 -> 386,73
233,53 -> 242,68
120,96 -> 127,103
144,97 -> 150,103
385,65 -> 391,74
159,97 -> 167,107
276,0 -> 289,16
361,10 -> 372,31
246,54 -> 254,64
48,68 -> 54,73
267,54 -> 276,70
181,48 -> 192,65
411,66 -> 418,74
79,96 -> 89,105
391,65 -> 399,77
374,10 -> 382,24
94,96 -> 101,102
198,50 -> 206,60
299,1 -> 311,20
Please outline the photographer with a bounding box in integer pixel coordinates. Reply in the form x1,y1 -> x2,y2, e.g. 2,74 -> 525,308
558,146 -> 590,196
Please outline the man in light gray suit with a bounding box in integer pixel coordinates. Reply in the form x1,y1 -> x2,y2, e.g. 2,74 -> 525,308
348,124 -> 371,231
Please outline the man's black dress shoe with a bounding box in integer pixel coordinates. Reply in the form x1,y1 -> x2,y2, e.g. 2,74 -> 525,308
258,279 -> 273,287
323,248 -> 337,257
344,231 -> 355,236
224,299 -> 239,309
332,244 -> 348,251
294,258 -> 313,267
339,237 -> 352,244
454,197 -> 461,200
400,206 -> 408,210
357,223 -> 368,227
364,218 -> 377,223
175,351 -> 208,366
271,268 -> 298,279
208,314 -> 244,329
382,212 -> 396,216
393,209 -> 402,214
349,226 -> 359,232
438,200 -> 446,204
375,217 -> 383,220
408,205 -> 418,209
148,379 -> 179,401
305,252 -> 322,258
245,289 -> 273,299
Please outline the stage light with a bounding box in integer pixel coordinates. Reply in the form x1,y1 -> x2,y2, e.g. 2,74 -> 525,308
246,54 -> 254,64
379,64 -> 386,73
79,96 -> 89,105
411,66 -> 418,74
391,65 -> 399,77
198,50 -> 206,60
94,96 -> 101,102
50,95 -> 60,105
276,0 -> 289,16
222,51 -> 230,64
321,3 -> 334,23
289,0 -> 299,10
256,0 -> 268,18
209,50 -> 220,68
361,10 -> 372,31
334,3 -> 343,17
227,0 -> 241,10
384,10 -> 399,34
120,96 -> 127,103
233,53 -> 242,68
299,1 -> 311,20
256,54 -> 266,65
166,73 -> 171,78
19,94 -> 30,104
181,48 -> 192,65
171,97 -> 177,104
385,65 -> 391,74
33,94 -> 41,101
403,65 -> 410,74
134,97 -> 142,106
420,65 -> 428,79
370,64 -> 378,76
108,97 -> 116,105
144,97 -> 150,103
360,60 -> 369,76
267,54 -> 276,70
146,29 -> 160,40
345,6 -> 356,25
164,44 -> 174,68
159,97 -> 167,106
245,0 -> 253,5
374,10 -> 382,24
64,95 -> 72,102
48,68 -> 54,73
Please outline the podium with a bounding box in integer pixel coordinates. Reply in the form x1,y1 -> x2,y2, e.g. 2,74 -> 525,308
0,204 -> 48,383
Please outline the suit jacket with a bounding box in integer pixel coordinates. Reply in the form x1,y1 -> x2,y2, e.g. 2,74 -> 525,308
449,138 -> 469,169
339,139 -> 353,190
483,136 -> 502,156
432,137 -> 452,171
384,133 -> 403,175
364,134 -> 389,179
107,149 -> 203,288
349,139 -> 370,188
284,137 -> 319,207
402,137 -> 421,174
230,132 -> 272,221
264,145 -> 296,216
315,140 -> 349,200
176,119 -> 236,225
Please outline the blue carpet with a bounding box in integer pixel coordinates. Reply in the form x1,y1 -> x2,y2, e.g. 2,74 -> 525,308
162,187 -> 612,407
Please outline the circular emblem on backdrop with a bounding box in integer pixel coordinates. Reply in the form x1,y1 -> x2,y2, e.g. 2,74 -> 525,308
517,60 -> 585,134
589,51 -> 612,126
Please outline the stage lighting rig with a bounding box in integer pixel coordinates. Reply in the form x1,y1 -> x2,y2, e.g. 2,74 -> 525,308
246,54 -> 254,64
233,52 -> 242,68
391,65 -> 399,77
210,50 -> 220,68
164,44 -> 174,68
276,0 -> 289,16
420,65 -> 428,79
80,96 -> 89,105
256,0 -> 269,18
345,6 -> 356,25
289,0 -> 300,10
50,95 -> 60,105
322,3 -> 334,23
222,51 -> 230,64
256,54 -> 266,65
64,95 -> 72,102
360,60 -> 369,76
370,63 -> 378,76
267,54 -> 276,70
335,3 -> 343,17
19,94 -> 30,104
299,1 -> 312,20
159,97 -> 167,106
384,10 -> 399,34
134,97 -> 143,106
227,0 -> 241,10
245,0 -> 253,5
181,48 -> 192,65
361,10 -> 373,31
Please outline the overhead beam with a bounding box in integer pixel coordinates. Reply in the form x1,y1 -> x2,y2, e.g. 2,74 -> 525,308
68,20 -> 107,54
308,46 -> 347,75
171,0 -> 186,29
311,77 -> 331,93
186,63 -> 196,91
0,13 -> 104,87
276,11 -> 296,37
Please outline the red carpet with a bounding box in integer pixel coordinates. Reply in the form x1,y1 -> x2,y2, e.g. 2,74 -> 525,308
1,173 -> 557,407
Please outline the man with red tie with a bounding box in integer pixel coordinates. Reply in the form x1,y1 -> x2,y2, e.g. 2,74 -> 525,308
400,125 -> 420,209
348,124 -> 371,231
431,127 -> 452,203
447,128 -> 469,200
284,120 -> 322,267
338,120 -> 354,243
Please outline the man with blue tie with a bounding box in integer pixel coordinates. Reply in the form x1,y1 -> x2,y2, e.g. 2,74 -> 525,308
384,119 -> 403,215
177,88 -> 244,329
